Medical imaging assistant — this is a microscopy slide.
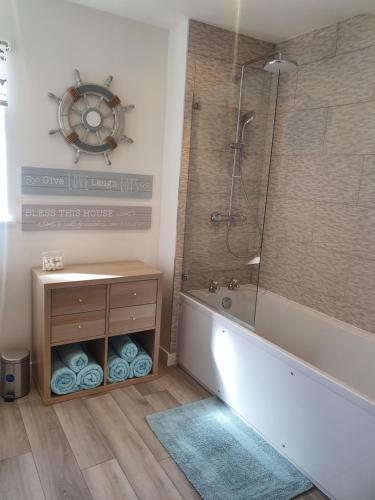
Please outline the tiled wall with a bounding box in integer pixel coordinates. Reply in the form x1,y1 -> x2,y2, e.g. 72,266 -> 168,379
169,21 -> 275,351
182,22 -> 275,291
260,14 -> 375,334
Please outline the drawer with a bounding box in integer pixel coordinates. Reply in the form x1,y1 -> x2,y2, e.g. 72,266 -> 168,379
51,310 -> 105,344
110,280 -> 157,308
52,285 -> 106,316
109,304 -> 156,334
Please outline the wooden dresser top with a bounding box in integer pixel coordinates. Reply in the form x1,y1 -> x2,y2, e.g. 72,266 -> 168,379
32,260 -> 162,288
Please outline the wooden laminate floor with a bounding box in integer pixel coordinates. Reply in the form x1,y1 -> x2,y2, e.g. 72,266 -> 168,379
0,366 -> 328,500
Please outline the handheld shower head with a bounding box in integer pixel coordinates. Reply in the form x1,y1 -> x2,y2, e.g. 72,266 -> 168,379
239,110 -> 256,143
241,110 -> 256,126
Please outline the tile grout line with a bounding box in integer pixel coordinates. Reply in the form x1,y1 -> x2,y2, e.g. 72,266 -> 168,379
321,107 -> 330,154
85,391 -> 179,496
334,23 -> 339,56
29,451 -> 47,500
355,156 -> 366,207
53,403 -> 113,474
52,404 -> 95,499
18,406 -> 53,500
83,394 -> 143,500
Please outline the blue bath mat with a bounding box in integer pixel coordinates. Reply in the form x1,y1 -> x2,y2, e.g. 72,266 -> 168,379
146,397 -> 312,500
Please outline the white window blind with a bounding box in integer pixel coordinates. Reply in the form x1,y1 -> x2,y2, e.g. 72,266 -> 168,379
0,40 -> 9,106
0,40 -> 10,221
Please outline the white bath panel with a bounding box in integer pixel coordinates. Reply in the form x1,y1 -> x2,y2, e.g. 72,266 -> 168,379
178,293 -> 375,500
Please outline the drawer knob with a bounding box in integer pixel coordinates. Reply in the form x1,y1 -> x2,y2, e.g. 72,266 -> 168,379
131,316 -> 136,321
132,292 -> 137,297
77,324 -> 82,329
78,298 -> 83,303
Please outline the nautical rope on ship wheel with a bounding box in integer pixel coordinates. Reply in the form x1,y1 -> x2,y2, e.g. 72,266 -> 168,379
48,69 -> 134,165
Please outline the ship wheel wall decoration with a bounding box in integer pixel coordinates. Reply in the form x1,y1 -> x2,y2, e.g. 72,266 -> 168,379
48,69 -> 134,165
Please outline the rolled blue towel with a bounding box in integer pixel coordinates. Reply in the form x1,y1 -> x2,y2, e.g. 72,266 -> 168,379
129,347 -> 153,378
107,346 -> 130,383
56,343 -> 88,373
51,351 -> 77,395
110,335 -> 138,362
76,353 -> 103,390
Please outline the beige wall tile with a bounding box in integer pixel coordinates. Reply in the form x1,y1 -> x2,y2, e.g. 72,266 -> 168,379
266,155 -> 289,198
236,33 -> 274,65
276,71 -> 297,113
293,285 -> 340,319
286,154 -> 363,204
304,245 -> 350,300
188,149 -> 232,195
313,204 -> 375,260
189,21 -> 273,64
239,153 -> 268,197
295,46 -> 375,110
259,238 -> 281,278
259,15 -> 375,336
273,108 -> 327,156
325,101 -> 375,155
339,300 -> 375,333
263,195 -> 315,244
345,257 -> 375,313
312,204 -> 358,254
337,14 -> 375,54
277,24 -> 338,66
184,225 -> 256,273
190,104 -> 237,152
242,68 -> 272,115
265,240 -> 349,301
259,271 -> 306,305
272,240 -> 312,285
194,56 -> 239,108
188,20 -> 237,62
358,156 -> 375,207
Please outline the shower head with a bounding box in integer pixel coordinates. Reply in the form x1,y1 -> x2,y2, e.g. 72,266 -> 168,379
241,110 -> 256,126
263,52 -> 297,73
240,110 -> 256,143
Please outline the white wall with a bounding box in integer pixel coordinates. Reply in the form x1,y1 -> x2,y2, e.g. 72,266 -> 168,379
0,0 -> 168,351
157,19 -> 188,352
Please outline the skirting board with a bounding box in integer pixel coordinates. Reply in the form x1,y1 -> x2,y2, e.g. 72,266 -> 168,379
159,346 -> 177,367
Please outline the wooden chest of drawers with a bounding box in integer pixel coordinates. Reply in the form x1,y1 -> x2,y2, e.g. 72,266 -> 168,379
32,260 -> 162,404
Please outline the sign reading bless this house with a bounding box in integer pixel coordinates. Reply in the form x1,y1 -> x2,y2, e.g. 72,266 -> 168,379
22,205 -> 152,231
21,167 -> 153,199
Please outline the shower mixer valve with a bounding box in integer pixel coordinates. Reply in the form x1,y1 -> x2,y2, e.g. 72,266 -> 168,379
210,212 -> 247,224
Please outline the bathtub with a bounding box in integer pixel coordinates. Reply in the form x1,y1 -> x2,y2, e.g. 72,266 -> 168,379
178,287 -> 375,500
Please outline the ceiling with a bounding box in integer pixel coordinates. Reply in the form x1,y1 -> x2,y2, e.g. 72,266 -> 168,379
65,0 -> 375,42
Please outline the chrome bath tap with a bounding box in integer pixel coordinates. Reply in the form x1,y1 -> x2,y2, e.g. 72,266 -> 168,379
208,280 -> 220,293
226,278 -> 240,290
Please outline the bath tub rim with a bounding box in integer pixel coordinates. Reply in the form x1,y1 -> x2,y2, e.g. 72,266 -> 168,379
180,291 -> 375,417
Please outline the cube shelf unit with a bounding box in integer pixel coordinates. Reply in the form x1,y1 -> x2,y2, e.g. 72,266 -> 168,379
32,260 -> 162,404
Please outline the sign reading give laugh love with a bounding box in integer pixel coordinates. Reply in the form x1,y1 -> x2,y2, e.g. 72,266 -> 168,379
21,166 -> 153,198
21,166 -> 153,231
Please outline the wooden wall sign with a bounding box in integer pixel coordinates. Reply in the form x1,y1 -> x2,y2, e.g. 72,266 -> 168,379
22,204 -> 152,231
21,167 -> 153,199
